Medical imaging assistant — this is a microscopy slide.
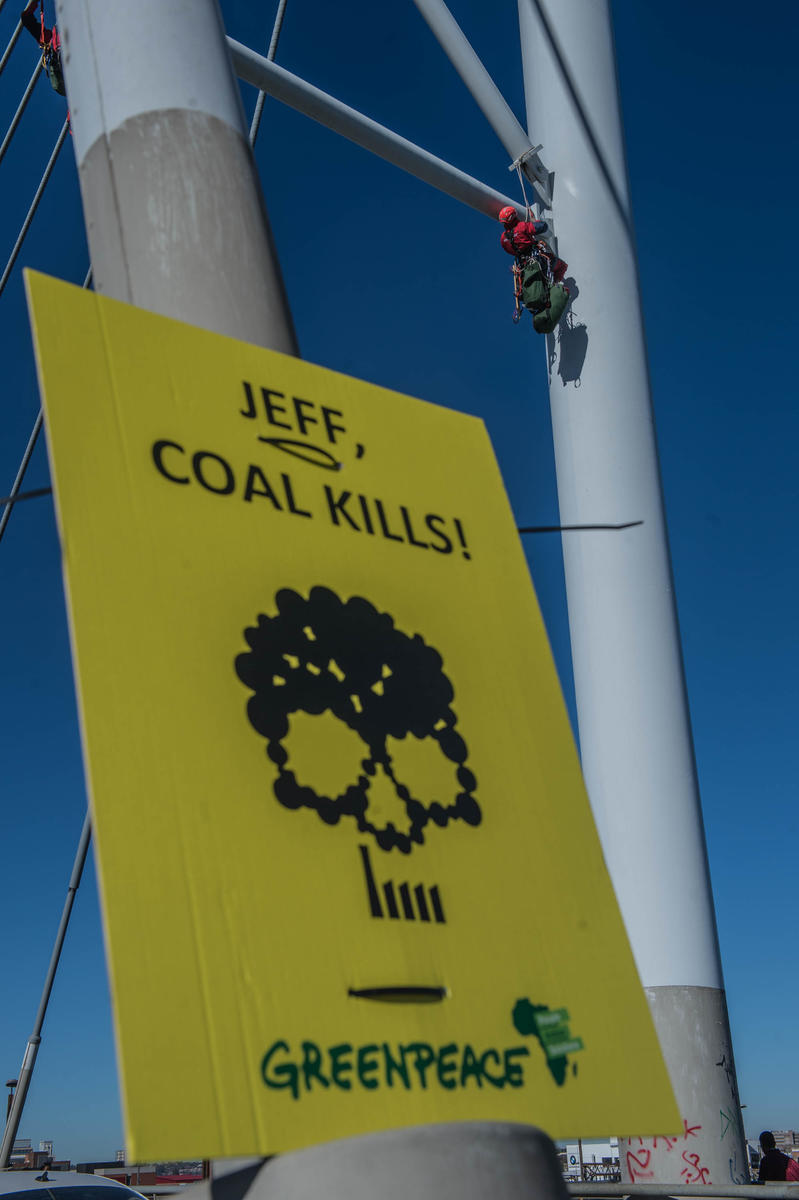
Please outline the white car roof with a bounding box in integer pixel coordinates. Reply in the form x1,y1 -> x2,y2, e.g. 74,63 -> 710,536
0,1175 -> 139,1194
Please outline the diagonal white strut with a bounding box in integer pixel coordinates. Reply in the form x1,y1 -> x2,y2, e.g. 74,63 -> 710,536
226,38 -> 525,221
411,0 -> 551,206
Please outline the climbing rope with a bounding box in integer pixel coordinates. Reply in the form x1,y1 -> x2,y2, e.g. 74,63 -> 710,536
513,160 -> 533,221
0,61 -> 44,169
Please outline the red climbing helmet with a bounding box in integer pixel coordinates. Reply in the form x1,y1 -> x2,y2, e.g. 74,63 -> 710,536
498,205 -> 518,225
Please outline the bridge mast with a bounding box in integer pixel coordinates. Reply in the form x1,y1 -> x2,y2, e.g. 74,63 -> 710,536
518,0 -> 746,1183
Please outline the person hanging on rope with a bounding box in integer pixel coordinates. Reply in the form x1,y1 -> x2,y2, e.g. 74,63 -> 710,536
498,205 -> 569,335
20,0 -> 65,95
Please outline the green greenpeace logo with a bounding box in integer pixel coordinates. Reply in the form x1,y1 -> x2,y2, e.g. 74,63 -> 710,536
261,998 -> 584,1099
512,999 -> 584,1086
261,1039 -> 531,1099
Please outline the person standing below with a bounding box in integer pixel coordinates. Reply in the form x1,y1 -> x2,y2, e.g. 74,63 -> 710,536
498,205 -> 569,335
758,1131 -> 799,1181
20,0 -> 65,95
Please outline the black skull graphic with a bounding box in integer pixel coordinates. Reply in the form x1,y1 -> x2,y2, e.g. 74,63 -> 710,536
234,586 -> 481,853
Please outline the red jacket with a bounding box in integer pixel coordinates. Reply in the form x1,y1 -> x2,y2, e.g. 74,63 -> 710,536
502,221 -> 568,282
500,220 -> 548,257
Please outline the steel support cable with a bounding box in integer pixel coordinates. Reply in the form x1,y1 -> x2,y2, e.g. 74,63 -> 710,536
0,485 -> 50,504
0,812 -> 93,1167
0,412 -> 43,543
0,265 -> 92,544
248,0 -> 289,146
0,20 -> 22,79
0,116 -> 68,300
0,266 -> 95,1158
0,60 -> 43,169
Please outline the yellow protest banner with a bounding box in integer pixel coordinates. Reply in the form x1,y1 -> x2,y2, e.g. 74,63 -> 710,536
26,270 -> 679,1160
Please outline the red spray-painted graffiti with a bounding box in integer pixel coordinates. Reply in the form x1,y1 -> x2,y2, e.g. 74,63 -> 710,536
625,1149 -> 653,1182
631,1119 -> 702,1150
624,1120 -> 711,1185
681,1152 -> 712,1185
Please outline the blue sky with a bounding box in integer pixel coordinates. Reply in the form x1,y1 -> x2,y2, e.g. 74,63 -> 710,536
1,0 -> 796,1164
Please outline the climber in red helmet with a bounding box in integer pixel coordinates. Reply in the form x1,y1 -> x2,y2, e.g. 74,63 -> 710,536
498,205 -> 569,334
498,206 -> 567,281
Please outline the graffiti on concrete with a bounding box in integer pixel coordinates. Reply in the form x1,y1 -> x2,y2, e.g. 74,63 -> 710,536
625,1149 -> 653,1182
625,1120 -> 709,1184
630,1119 -> 701,1149
720,1106 -> 736,1140
681,1151 -> 712,1185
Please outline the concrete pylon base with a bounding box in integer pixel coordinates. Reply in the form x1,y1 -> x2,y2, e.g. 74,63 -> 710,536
207,1124 -> 568,1200
619,986 -> 747,1186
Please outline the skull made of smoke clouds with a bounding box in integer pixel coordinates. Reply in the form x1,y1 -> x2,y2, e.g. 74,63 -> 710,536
234,586 -> 481,853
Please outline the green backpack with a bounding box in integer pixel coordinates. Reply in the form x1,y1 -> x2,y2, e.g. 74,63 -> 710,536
43,44 -> 65,95
520,258 -> 569,335
533,284 -> 569,335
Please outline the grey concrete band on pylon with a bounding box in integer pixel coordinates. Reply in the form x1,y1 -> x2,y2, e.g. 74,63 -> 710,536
56,0 -> 297,352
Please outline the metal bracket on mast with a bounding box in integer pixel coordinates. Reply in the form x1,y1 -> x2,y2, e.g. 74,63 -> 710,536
509,144 -> 552,208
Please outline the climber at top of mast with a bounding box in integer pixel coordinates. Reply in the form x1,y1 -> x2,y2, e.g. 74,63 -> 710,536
498,205 -> 569,335
20,0 -> 66,95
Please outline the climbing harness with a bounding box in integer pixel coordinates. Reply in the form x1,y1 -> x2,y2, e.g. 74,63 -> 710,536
510,248 -> 554,323
42,42 -> 64,94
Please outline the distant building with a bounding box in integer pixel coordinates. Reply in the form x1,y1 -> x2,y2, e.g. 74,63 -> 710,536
94,1163 -> 207,1186
94,1166 -> 158,1188
39,1141 -> 54,1158
564,1140 -> 620,1181
10,1139 -> 31,1163
115,1151 -> 125,1163
155,1162 -> 206,1178
11,1145 -> 60,1170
